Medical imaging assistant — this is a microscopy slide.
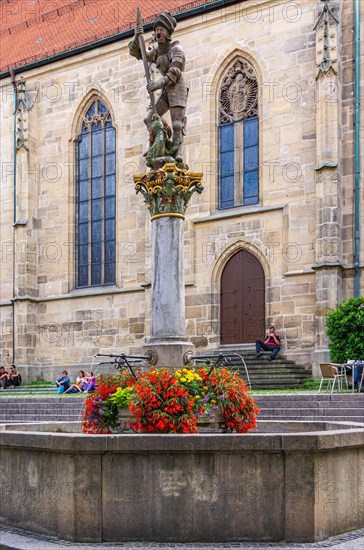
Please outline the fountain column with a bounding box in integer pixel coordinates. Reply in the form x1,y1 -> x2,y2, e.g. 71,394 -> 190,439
134,163 -> 203,367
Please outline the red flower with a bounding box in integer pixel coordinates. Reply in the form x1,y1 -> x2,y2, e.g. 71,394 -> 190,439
82,366 -> 259,435
128,369 -> 198,434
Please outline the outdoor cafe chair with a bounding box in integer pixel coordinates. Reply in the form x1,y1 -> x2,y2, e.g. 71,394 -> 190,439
318,363 -> 347,394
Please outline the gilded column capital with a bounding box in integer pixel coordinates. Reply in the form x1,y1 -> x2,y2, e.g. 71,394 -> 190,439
134,163 -> 203,221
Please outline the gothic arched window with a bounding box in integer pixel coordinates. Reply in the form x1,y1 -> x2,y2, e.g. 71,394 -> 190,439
76,99 -> 116,287
218,59 -> 259,208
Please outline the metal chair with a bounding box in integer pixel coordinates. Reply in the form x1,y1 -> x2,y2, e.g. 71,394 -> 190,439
318,363 -> 346,393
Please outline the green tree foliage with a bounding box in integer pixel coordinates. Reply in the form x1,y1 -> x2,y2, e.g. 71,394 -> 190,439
325,297 -> 364,362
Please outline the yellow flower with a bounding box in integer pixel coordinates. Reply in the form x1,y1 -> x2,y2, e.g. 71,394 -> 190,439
180,377 -> 186,382
211,399 -> 216,404
194,395 -> 201,400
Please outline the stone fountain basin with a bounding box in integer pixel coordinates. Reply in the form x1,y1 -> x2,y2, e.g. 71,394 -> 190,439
1,420 -> 363,544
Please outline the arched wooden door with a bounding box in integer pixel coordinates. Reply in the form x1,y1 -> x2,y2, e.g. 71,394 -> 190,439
220,250 -> 265,344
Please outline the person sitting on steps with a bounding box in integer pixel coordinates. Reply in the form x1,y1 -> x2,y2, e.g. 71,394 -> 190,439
55,371 -> 71,394
82,371 -> 96,393
0,366 -> 9,389
7,365 -> 22,388
256,325 -> 281,361
64,370 -> 86,394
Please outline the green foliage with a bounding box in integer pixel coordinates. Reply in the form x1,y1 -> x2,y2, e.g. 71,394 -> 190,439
301,378 -> 320,390
325,297 -> 364,363
109,386 -> 134,409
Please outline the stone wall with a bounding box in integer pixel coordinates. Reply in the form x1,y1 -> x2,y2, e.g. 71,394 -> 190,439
0,0 -> 362,375
1,421 -> 363,542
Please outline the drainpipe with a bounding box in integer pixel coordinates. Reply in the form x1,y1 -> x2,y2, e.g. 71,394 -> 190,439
10,69 -> 17,362
354,0 -> 361,297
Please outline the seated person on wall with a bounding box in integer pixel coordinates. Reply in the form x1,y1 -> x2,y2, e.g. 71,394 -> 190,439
7,365 -> 22,388
0,366 -> 9,389
64,370 -> 86,394
256,325 -> 281,361
55,371 -> 71,394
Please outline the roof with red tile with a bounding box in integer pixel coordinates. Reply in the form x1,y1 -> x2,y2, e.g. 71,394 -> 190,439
0,0 -> 222,75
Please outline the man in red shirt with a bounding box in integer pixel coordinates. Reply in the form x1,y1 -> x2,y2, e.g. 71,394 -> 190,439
256,325 -> 281,361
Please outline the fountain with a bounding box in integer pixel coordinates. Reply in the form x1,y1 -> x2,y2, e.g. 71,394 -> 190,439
1,9 -> 363,546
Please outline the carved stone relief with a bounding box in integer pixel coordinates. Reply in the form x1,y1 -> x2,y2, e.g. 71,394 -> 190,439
219,59 -> 258,125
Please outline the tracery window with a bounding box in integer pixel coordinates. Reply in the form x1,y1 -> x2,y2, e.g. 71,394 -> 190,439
218,59 -> 259,208
76,99 -> 116,287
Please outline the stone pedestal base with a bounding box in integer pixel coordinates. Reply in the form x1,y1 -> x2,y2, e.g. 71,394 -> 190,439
144,340 -> 194,369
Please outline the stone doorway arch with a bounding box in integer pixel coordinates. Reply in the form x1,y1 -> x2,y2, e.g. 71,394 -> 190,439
220,249 -> 265,344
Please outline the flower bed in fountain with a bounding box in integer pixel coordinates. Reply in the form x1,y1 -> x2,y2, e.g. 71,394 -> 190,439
82,367 -> 259,434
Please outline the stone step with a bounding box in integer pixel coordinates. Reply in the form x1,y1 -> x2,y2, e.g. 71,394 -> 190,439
248,368 -> 308,375
235,358 -> 306,366
241,364 -> 303,370
237,358 -> 299,363
259,403 -> 364,411
241,377 -> 310,390
248,371 -> 309,378
0,398 -> 85,423
254,394 -> 364,402
247,371 -> 309,378
259,416 -> 364,424
250,382 -> 311,387
259,407 -> 364,417
227,351 -> 312,389
246,359 -> 307,365
220,349 -> 307,359
0,388 -> 57,395
0,396 -> 85,403
244,364 -> 308,370
1,394 -> 363,424
255,394 -> 364,423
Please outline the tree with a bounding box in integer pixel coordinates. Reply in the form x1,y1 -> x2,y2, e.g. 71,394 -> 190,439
325,297 -> 364,363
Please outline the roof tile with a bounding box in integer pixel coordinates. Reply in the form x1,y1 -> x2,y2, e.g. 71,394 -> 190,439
0,0 -> 217,73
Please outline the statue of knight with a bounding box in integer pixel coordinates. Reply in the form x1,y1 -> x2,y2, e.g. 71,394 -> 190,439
129,9 -> 188,168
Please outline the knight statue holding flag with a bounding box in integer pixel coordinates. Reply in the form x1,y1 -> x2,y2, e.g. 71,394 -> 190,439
129,9 -> 188,168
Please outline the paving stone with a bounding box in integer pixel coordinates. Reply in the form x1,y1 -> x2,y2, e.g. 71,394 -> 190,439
0,525 -> 363,549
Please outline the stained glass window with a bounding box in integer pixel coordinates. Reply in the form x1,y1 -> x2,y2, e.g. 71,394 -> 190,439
76,99 -> 116,288
219,59 -> 259,208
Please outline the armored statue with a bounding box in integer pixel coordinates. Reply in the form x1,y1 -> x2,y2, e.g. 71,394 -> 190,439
129,10 -> 188,166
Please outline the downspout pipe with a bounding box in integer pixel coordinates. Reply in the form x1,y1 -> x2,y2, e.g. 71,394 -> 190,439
10,69 -> 17,362
354,0 -> 361,297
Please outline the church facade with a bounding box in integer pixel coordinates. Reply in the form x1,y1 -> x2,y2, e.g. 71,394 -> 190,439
0,0 -> 362,379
